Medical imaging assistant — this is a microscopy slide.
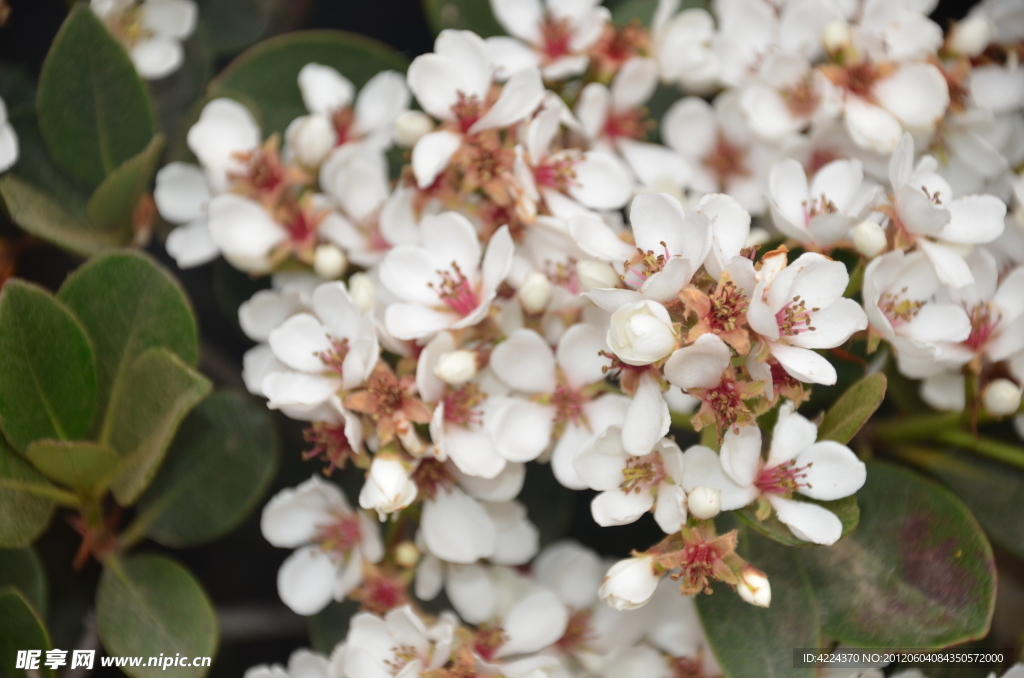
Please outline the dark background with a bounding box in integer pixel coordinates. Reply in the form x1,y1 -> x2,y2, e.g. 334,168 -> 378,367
0,0 -> 989,675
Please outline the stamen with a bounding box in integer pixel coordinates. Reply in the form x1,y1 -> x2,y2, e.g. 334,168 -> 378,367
776,296 -> 818,336
429,262 -> 480,316
754,460 -> 812,495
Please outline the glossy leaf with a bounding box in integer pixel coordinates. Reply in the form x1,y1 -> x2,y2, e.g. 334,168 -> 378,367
422,0 -> 505,37
105,349 -> 212,506
0,587 -> 54,678
96,554 -> 217,678
199,0 -> 276,56
57,251 -> 199,433
817,373 -> 887,444
696,525 -> 818,678
0,440 -> 58,548
0,281 -> 97,452
0,547 -> 47,615
36,5 -> 156,187
87,134 -> 165,234
135,392 -> 279,548
737,496 -> 859,547
26,440 -> 118,496
800,461 -> 995,648
208,31 -> 409,134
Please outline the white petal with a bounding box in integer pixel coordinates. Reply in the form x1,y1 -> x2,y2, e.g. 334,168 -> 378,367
918,240 -> 975,288
261,477 -> 344,547
682,445 -> 759,510
421,488 -> 497,563
298,63 -> 354,115
415,554 -> 444,600
486,37 -> 542,80
451,461 -> 526,502
575,82 -> 610,140
140,0 -> 196,39
385,304 -> 457,341
796,441 -> 866,500
941,195 -> 1006,245
353,70 -> 410,137
239,289 -> 302,342
719,424 -> 762,488
489,0 -> 543,43
654,483 -> 687,533
767,401 -> 818,467
154,162 -> 210,224
434,30 -> 494,101
469,67 -> 544,134
622,372 -> 670,456
207,194 -> 286,272
445,563 -> 497,623
165,218 -> 218,268
444,422 -> 508,479
574,426 -> 628,491
406,54 -> 464,121
556,323 -> 610,387
0,121 -> 18,173
262,372 -> 339,412
490,328 -> 557,393
845,99 -> 902,154
770,343 -> 837,385
618,139 -> 692,188
496,590 -> 570,658
767,494 -> 843,545
874,63 -> 949,129
611,57 -> 659,110
130,36 -> 183,79
490,398 -> 556,462
662,97 -> 717,159
568,213 -> 636,261
664,333 -> 731,390
411,130 -> 462,188
568,151 -> 634,209
592,487 -> 654,526
268,313 -> 332,373
277,546 -> 338,616
187,98 -> 261,188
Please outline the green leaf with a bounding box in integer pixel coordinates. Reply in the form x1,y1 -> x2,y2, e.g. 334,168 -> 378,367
106,349 -> 211,506
0,587 -> 54,678
737,496 -> 859,547
906,448 -> 1024,561
198,0 -> 276,56
133,392 -> 279,548
308,600 -> 359,654
0,547 -> 48,615
817,373 -> 887,444
0,63 -> 36,111
0,440 -> 58,548
800,461 -> 995,648
610,0 -> 709,26
36,5 -> 157,187
57,251 -> 199,435
0,281 -> 97,452
208,31 -> 409,134
26,440 -> 118,496
422,0 -> 505,37
696,526 -> 819,678
96,554 -> 217,678
87,134 -> 165,234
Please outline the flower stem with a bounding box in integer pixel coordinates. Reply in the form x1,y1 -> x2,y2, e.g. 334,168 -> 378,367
933,430 -> 1024,471
873,411 -> 964,443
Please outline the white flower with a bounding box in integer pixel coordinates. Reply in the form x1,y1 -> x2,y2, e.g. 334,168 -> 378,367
419,486 -> 499,564
948,15 -> 995,56
652,0 -> 720,91
599,555 -> 661,611
341,606 -> 456,677
768,158 -> 881,246
736,567 -> 771,607
738,52 -> 836,142
683,401 -> 867,545
574,427 -> 687,533
260,476 -> 383,615
91,0 -> 198,79
243,649 -> 330,678
858,0 -> 944,62
380,214 -> 514,340
359,456 -> 418,518
486,0 -> 610,81
607,300 -> 678,366
747,249 -> 868,385
0,97 -> 18,173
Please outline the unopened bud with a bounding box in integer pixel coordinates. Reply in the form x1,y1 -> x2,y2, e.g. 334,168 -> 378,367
853,220 -> 887,258
288,114 -> 337,167
394,541 -> 420,568
949,15 -> 993,57
599,555 -> 661,611
434,349 -> 478,386
822,20 -> 853,54
737,567 -> 771,608
518,271 -> 553,314
313,243 -> 347,279
688,486 -> 722,520
348,272 -> 376,313
983,378 -> 1022,417
394,110 -> 435,147
577,260 -> 620,291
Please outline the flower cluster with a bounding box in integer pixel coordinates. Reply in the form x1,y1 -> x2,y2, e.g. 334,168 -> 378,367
147,0 -> 1024,672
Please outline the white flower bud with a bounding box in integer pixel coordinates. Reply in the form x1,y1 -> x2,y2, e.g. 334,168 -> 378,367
599,555 -> 661,611
393,110 -> 435,147
287,114 -> 337,167
983,379 -> 1022,417
821,20 -> 853,53
853,220 -> 887,258
347,272 -> 376,313
608,300 -> 678,366
394,541 -> 420,568
313,243 -> 347,279
737,567 -> 771,608
434,349 -> 478,386
687,486 -> 722,520
577,260 -> 620,291
518,271 -> 553,314
949,16 -> 993,57
359,457 -> 418,519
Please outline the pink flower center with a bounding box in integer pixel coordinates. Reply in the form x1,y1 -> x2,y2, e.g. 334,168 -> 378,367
880,289 -> 922,327
540,15 -> 573,61
604,109 -> 650,140
431,262 -> 480,316
754,460 -> 811,495
315,336 -> 350,375
452,92 -> 485,134
621,453 -> 667,493
701,135 -> 748,187
443,383 -> 485,428
803,193 -> 838,223
776,296 -> 818,336
315,513 -> 362,557
965,302 -> 1000,352
332,107 -> 356,146
622,243 -> 672,288
533,154 -> 578,192
552,385 -> 586,425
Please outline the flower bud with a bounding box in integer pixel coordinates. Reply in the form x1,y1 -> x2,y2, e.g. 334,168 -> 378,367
608,300 -> 678,366
287,114 -> 337,167
949,16 -> 993,57
577,260 -> 620,291
393,110 -> 434,147
313,243 -> 347,279
434,349 -> 478,386
822,20 -> 853,53
983,378 -> 1022,417
518,271 -> 553,314
599,555 -> 661,611
853,220 -> 887,258
348,272 -> 376,313
395,541 -> 420,568
687,486 -> 722,520
358,457 -> 418,518
737,566 -> 771,608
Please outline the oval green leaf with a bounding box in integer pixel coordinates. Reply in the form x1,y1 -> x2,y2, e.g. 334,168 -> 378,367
422,0 -> 505,37
0,440 -> 58,548
737,496 -> 859,547
817,373 -> 887,444
36,5 -> 157,187
26,440 -> 118,496
800,461 -> 995,648
134,391 -> 279,548
57,251 -> 199,435
106,349 -> 212,506
0,281 -> 97,452
0,547 -> 48,615
208,31 -> 409,134
87,134 -> 165,233
96,554 -> 217,678
0,587 -> 54,678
